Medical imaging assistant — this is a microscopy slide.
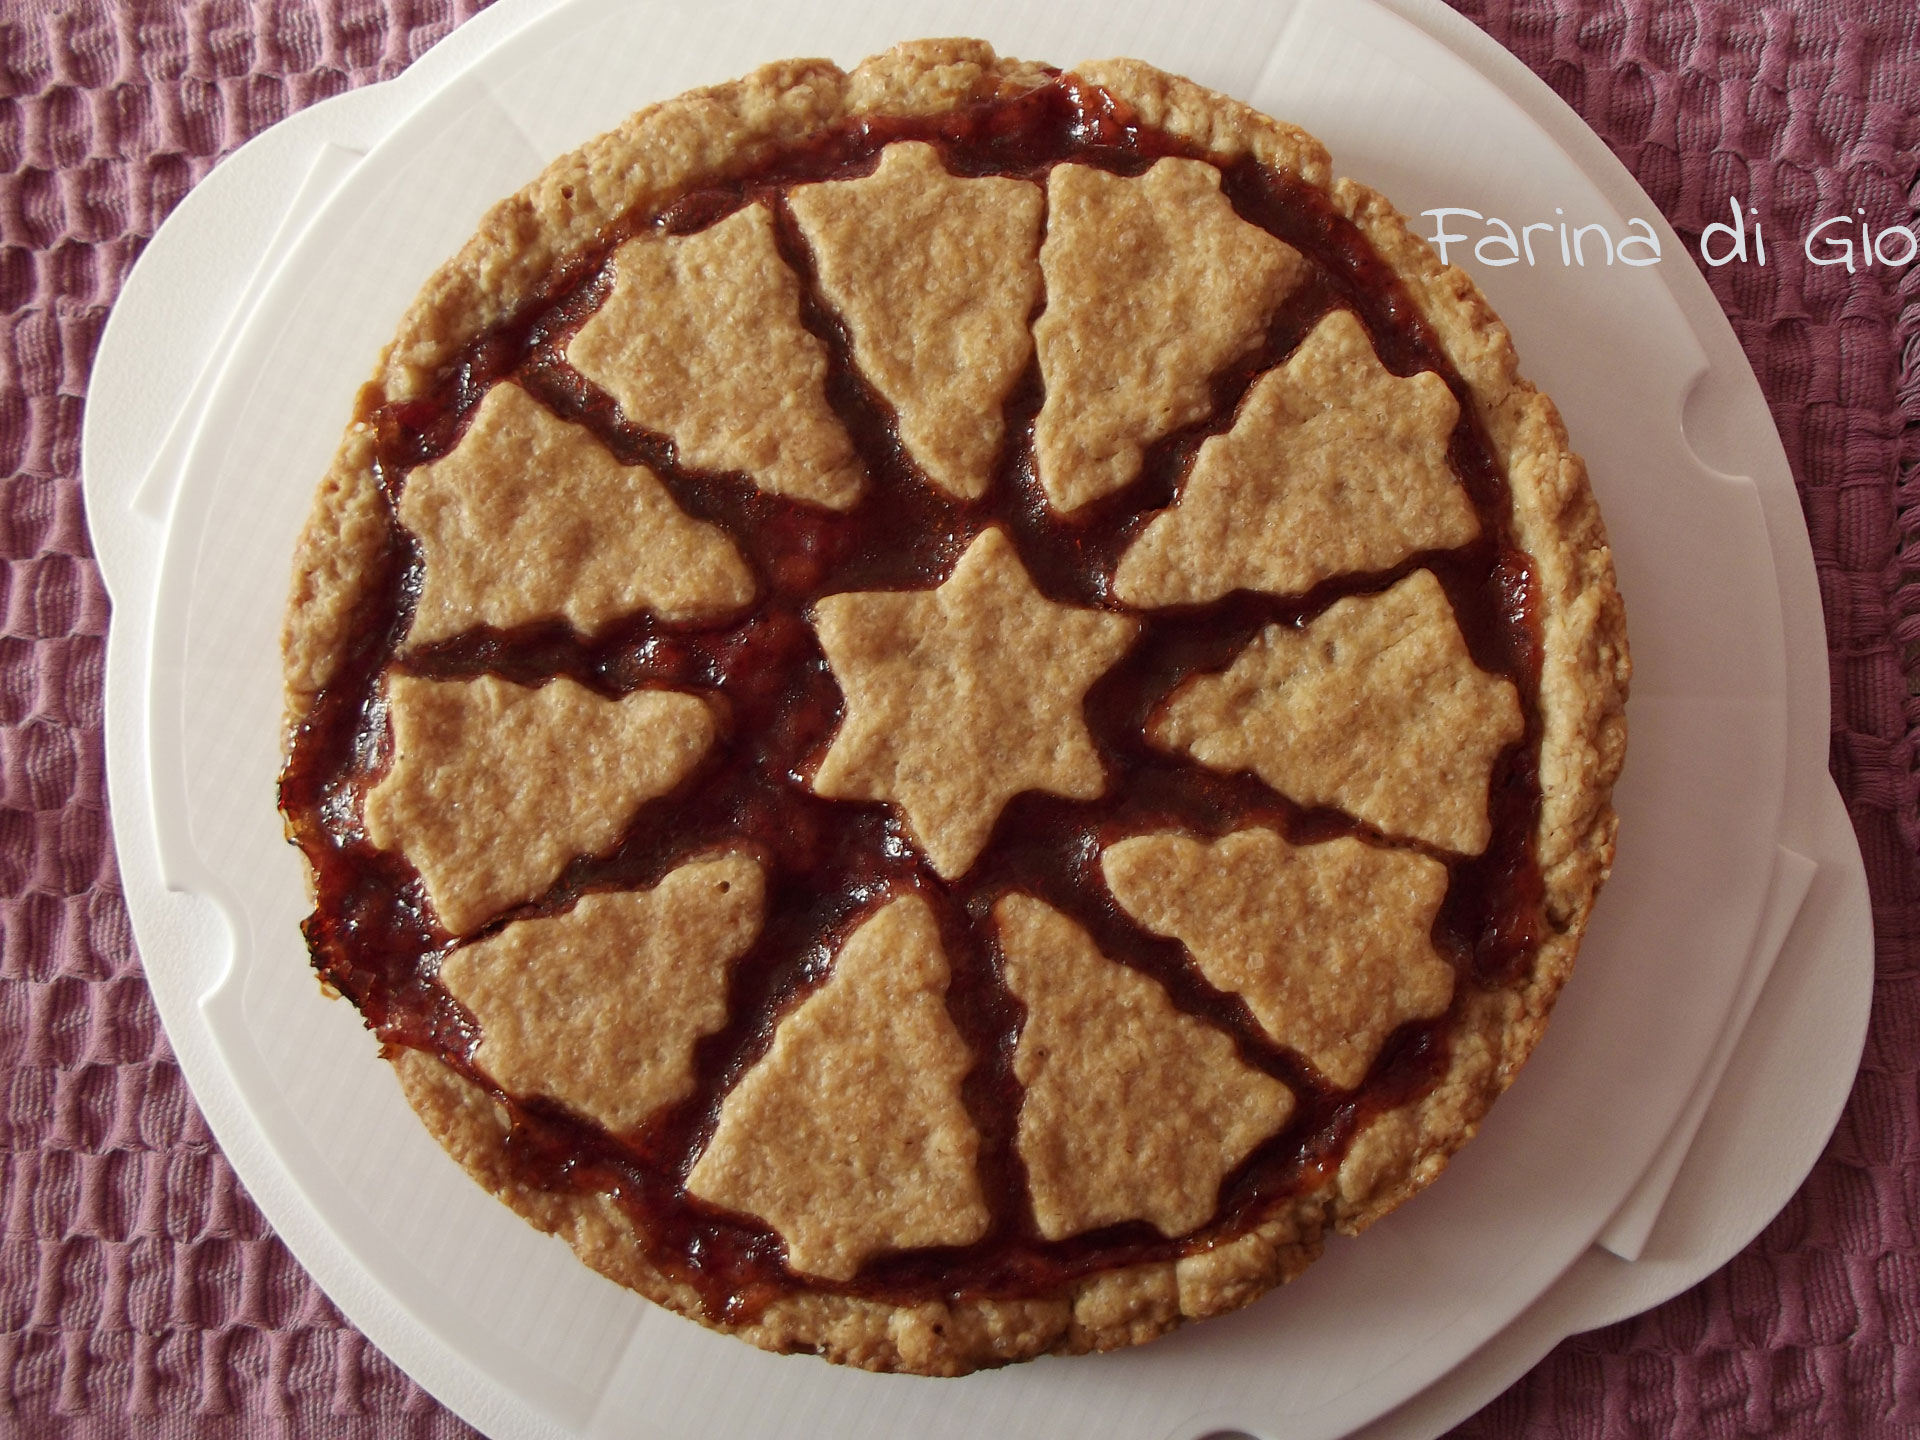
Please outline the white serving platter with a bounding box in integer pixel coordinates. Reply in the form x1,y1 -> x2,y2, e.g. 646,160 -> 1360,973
83,1 -> 1873,1438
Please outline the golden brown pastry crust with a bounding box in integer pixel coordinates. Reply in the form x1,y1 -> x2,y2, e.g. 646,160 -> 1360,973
285,38 -> 1627,1376
808,526 -> 1138,879
1324,177 -> 1630,1232
1111,308 -> 1477,606
788,141 -> 1044,500
1031,157 -> 1307,511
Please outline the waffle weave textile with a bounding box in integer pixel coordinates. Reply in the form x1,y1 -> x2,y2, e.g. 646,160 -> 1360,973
2,0 -> 1916,1435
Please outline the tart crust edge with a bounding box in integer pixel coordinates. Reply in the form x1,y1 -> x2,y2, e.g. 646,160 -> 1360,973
1325,179 -> 1629,1235
280,41 -> 1627,1375
391,1045 -> 1329,1373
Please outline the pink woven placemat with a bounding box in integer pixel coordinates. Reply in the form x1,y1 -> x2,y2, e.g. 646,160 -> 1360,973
3,1 -> 1915,1435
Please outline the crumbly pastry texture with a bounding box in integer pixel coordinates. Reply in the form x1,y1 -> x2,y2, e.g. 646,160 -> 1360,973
1103,829 -> 1455,1090
788,141 -> 1044,500
566,203 -> 865,511
399,381 -> 755,640
686,895 -> 990,1281
1111,308 -> 1477,606
1153,568 -> 1526,855
281,38 -> 1628,1376
1032,157 -> 1307,511
437,855 -> 763,1134
997,895 -> 1296,1240
362,673 -> 716,936
809,526 -> 1137,878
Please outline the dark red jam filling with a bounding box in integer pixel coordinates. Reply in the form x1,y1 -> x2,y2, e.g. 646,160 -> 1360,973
279,76 -> 1545,1321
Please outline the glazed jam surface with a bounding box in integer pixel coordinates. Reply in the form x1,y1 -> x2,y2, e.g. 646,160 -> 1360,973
279,77 -> 1545,1320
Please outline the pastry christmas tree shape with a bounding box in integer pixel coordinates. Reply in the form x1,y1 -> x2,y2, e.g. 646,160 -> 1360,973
686,894 -> 989,1281
1033,158 -> 1306,513
789,142 -> 1044,500
996,895 -> 1293,1239
1154,569 -> 1523,854
363,674 -> 715,934
567,203 -> 864,510
1113,309 -> 1477,606
439,855 -> 763,1132
809,527 -> 1137,878
1103,828 -> 1454,1089
400,382 -> 754,642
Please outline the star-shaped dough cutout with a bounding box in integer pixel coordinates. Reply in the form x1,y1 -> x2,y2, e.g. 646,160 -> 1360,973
1103,828 -> 1454,1089
809,528 -> 1138,878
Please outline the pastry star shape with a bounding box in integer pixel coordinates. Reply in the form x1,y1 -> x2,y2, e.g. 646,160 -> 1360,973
810,528 -> 1138,878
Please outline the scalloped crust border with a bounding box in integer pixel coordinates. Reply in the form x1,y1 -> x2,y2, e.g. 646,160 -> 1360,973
281,38 -> 1628,1376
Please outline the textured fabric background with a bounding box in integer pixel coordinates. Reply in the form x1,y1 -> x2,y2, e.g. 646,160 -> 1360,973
0,0 -> 1914,1435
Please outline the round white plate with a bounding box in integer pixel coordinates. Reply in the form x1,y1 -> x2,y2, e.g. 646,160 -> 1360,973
84,1 -> 1869,1438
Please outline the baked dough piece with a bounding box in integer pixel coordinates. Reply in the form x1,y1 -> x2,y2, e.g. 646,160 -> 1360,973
1154,569 -> 1525,854
997,895 -> 1293,1238
685,895 -> 989,1280
790,142 -> 1044,499
809,527 -> 1137,878
1113,308 -> 1477,606
400,382 -> 754,641
439,855 -> 763,1133
363,675 -> 716,934
282,39 -> 1628,1377
567,203 -> 864,510
1102,829 -> 1454,1089
1033,159 -> 1307,512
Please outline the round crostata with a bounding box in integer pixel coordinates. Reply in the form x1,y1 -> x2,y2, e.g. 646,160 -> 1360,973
279,38 -> 1629,1375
